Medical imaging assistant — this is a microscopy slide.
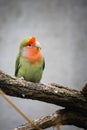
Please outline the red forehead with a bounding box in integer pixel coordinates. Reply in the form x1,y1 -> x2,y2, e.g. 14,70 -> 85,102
28,37 -> 36,45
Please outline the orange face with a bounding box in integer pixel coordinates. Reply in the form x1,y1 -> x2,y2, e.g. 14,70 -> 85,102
24,37 -> 42,63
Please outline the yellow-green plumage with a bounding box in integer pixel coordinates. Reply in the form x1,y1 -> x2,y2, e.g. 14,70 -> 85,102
15,37 -> 45,83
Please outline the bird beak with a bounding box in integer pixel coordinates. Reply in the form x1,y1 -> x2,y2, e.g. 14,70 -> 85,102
35,41 -> 41,49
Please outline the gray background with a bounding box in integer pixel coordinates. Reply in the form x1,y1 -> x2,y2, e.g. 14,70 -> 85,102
0,0 -> 87,130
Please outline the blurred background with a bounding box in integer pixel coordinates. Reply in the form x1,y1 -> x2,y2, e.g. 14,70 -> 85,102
0,0 -> 87,130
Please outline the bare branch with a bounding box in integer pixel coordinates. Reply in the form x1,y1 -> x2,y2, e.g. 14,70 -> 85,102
81,82 -> 87,97
15,109 -> 87,130
0,70 -> 87,113
0,70 -> 87,129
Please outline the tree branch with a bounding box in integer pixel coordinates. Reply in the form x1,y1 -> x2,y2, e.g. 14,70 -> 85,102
81,82 -> 87,97
15,109 -> 87,130
0,70 -> 87,112
0,70 -> 87,129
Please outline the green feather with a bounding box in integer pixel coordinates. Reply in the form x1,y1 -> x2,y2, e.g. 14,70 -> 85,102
19,36 -> 31,49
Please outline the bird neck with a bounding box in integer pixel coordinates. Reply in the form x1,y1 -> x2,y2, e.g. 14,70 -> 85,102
23,47 -> 42,63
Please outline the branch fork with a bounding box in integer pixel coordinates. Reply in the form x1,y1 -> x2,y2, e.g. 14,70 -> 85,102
0,70 -> 87,129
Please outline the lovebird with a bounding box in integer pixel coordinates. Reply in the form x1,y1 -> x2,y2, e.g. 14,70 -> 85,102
15,36 -> 45,83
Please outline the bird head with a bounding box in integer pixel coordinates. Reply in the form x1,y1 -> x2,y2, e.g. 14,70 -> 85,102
19,36 -> 42,63
20,36 -> 41,50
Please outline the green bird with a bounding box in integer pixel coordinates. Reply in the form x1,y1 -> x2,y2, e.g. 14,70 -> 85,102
15,36 -> 45,83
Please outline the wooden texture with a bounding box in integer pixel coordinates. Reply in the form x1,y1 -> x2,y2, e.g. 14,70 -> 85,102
0,70 -> 87,129
15,109 -> 87,130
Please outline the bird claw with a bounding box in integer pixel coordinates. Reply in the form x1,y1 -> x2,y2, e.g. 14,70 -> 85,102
19,77 -> 24,80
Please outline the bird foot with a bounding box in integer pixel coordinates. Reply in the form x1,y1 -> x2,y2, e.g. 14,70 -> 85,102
19,77 -> 24,80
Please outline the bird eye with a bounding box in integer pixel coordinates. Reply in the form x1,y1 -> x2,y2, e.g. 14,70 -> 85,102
28,44 -> 31,46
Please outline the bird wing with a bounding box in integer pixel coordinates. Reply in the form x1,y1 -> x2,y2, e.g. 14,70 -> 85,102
15,54 -> 20,76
